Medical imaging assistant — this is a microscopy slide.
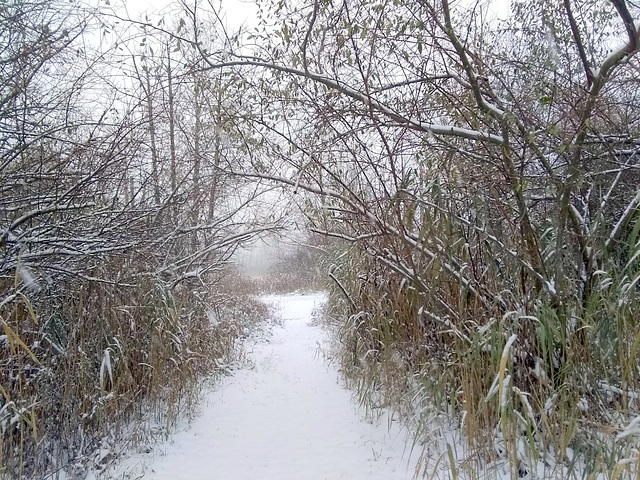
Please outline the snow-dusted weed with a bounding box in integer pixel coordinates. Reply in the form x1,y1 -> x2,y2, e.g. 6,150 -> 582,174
0,265 -> 267,479
321,228 -> 640,479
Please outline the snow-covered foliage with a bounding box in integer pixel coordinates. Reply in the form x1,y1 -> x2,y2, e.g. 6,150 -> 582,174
1,0 -> 639,477
0,1 -> 278,476
208,0 -> 640,475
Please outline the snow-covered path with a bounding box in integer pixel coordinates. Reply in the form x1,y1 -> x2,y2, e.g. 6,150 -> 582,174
111,293 -> 419,479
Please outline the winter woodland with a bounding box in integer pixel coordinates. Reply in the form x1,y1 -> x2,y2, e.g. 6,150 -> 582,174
1,0 -> 640,478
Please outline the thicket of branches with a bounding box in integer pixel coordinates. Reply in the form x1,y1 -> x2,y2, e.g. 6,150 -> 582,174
2,0 -> 640,476
187,0 -> 640,475
0,1 -> 276,476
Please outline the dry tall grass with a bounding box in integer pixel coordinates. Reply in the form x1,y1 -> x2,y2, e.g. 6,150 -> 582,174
0,261 -> 267,479
323,222 -> 640,478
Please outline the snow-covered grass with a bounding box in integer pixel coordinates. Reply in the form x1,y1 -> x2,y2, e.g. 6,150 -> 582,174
101,292 -> 424,479
0,269 -> 267,479
322,242 -> 640,479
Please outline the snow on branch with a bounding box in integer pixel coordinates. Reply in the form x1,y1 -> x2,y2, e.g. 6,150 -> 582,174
606,189 -> 640,249
202,58 -> 505,145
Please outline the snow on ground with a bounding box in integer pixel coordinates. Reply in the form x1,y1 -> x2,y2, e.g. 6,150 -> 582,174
106,292 -> 421,479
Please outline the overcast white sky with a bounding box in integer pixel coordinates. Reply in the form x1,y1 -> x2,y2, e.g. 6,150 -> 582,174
119,0 -> 259,31
118,0 -> 511,29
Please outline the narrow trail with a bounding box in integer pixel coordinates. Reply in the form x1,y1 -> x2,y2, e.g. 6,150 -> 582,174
111,293 -> 420,479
